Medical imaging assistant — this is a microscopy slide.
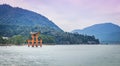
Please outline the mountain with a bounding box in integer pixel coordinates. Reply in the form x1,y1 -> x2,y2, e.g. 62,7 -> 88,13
0,4 -> 100,44
0,4 -> 63,37
72,23 -> 120,44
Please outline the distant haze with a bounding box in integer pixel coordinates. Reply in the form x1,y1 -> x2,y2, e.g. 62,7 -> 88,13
0,0 -> 120,32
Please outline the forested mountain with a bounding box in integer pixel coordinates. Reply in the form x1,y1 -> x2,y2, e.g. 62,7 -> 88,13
0,4 -> 62,37
72,23 -> 120,44
0,4 -> 99,44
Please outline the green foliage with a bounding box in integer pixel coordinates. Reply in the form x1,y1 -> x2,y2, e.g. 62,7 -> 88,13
9,35 -> 24,45
53,32 -> 99,44
39,34 -> 55,44
0,32 -> 100,45
0,36 -> 9,44
39,32 -> 100,44
0,36 -> 4,44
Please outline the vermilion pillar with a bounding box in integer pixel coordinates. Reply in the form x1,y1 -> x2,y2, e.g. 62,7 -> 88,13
40,39 -> 42,47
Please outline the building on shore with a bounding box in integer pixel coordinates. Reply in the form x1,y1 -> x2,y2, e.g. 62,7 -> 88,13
2,37 -> 9,40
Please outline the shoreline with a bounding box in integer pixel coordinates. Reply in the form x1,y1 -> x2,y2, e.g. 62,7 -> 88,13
0,44 -> 120,46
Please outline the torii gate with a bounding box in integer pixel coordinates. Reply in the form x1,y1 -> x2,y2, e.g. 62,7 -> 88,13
27,32 -> 42,47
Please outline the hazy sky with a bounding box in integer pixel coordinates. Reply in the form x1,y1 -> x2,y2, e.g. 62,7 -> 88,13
0,0 -> 120,31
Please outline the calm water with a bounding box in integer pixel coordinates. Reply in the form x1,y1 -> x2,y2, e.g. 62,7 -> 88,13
0,45 -> 120,66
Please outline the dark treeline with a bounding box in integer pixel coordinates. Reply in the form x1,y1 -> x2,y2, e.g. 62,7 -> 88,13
0,31 -> 100,45
0,35 -> 25,45
41,32 -> 99,44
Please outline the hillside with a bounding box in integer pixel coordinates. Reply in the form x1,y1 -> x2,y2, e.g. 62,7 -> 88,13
0,4 -> 62,37
72,23 -> 120,44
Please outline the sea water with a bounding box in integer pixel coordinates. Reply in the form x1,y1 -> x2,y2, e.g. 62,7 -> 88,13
0,45 -> 120,66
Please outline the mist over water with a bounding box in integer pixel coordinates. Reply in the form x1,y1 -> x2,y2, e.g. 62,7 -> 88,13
0,45 -> 120,66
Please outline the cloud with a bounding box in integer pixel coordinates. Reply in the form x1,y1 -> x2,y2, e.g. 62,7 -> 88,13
0,0 -> 120,31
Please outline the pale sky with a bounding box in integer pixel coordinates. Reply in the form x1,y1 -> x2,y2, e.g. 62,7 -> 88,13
0,0 -> 120,32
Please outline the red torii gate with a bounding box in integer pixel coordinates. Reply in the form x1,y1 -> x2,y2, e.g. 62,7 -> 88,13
27,32 -> 42,47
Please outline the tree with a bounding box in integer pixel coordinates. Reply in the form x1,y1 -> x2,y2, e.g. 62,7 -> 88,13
8,35 -> 25,45
0,36 -> 4,44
